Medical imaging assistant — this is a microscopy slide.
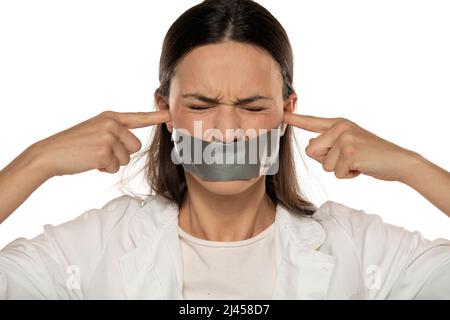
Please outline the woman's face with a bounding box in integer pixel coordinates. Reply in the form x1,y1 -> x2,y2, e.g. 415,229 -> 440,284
158,41 -> 296,195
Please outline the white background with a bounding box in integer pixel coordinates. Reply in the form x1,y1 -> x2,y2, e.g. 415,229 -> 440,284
0,0 -> 449,249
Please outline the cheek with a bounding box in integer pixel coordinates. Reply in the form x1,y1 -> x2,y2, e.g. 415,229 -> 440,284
168,98 -> 211,129
236,109 -> 284,130
171,109 -> 215,134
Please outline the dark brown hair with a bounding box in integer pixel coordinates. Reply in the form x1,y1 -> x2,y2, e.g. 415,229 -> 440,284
123,0 -> 316,216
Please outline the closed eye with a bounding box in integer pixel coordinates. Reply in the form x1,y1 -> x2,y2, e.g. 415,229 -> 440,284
188,105 -> 266,112
242,107 -> 265,112
188,105 -> 213,111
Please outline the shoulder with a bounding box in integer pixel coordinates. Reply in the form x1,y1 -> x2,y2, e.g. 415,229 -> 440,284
15,194 -> 145,272
43,194 -> 179,248
312,200 -> 449,243
313,201 -> 408,237
43,194 -> 178,243
314,200 -> 377,222
312,201 -> 450,299
312,200 -> 450,264
42,194 -> 142,241
311,200 -> 422,256
0,194 -> 174,298
26,194 -> 175,279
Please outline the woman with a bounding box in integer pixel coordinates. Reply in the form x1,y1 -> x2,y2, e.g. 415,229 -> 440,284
0,0 -> 449,300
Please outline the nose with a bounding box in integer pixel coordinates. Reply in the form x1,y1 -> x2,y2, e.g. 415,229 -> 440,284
212,105 -> 243,143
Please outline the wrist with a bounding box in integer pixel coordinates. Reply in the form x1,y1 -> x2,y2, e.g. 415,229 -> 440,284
22,142 -> 55,183
397,150 -> 429,187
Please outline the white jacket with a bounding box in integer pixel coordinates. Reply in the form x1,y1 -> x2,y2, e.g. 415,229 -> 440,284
0,194 -> 449,299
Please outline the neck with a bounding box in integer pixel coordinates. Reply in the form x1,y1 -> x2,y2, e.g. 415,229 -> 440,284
178,175 -> 276,242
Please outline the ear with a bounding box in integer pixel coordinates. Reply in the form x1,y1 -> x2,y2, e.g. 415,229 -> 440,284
280,93 -> 298,137
156,94 -> 173,133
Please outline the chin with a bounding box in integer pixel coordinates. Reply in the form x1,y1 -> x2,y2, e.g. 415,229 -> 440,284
187,172 -> 262,196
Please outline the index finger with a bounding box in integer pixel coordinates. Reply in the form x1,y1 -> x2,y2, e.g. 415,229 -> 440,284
115,110 -> 171,129
283,112 -> 341,133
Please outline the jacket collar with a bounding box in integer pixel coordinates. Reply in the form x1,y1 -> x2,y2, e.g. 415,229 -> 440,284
118,196 -> 335,299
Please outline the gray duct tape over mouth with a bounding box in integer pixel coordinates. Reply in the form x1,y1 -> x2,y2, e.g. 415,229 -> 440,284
170,123 -> 283,181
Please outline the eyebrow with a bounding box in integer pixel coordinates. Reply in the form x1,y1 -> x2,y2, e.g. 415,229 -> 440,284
181,93 -> 273,106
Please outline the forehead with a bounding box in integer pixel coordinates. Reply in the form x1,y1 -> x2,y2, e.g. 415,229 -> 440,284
171,41 -> 282,98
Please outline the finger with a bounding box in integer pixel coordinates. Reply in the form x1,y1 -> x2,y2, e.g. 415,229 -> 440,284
115,110 -> 171,129
306,146 -> 330,163
112,141 -> 131,166
283,112 -> 341,133
334,153 -> 351,179
101,153 -> 120,174
117,126 -> 142,154
343,171 -> 361,179
310,153 -> 327,163
307,123 -> 350,157
322,144 -> 341,172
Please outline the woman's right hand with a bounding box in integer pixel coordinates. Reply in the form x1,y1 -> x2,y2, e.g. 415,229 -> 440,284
31,110 -> 171,179
0,110 -> 170,223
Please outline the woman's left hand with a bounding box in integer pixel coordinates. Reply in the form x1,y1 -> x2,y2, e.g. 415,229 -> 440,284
283,112 -> 450,217
283,112 -> 419,182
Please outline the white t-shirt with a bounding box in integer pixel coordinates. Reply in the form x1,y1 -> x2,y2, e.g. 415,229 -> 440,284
178,222 -> 277,300
1,195 -> 450,299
